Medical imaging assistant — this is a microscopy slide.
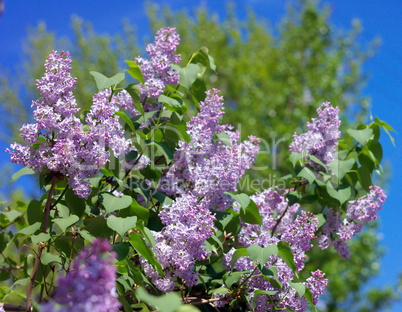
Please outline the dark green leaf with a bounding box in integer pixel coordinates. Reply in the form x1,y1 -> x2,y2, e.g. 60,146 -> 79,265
115,111 -> 135,132
113,242 -> 130,261
277,241 -> 297,276
125,83 -> 144,115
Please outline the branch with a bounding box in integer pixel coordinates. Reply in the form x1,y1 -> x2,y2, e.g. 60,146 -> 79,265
26,174 -> 58,312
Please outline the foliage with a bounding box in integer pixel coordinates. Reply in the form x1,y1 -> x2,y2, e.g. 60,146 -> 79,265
0,23 -> 395,312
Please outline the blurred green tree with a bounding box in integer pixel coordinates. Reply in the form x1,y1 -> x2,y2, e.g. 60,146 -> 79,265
0,1 -> 398,311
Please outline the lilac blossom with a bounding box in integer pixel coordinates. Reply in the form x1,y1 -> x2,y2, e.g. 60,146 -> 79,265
140,193 -> 215,291
40,239 -> 120,312
7,51 -> 138,198
216,188 -> 324,312
160,89 -> 260,210
318,185 -> 386,258
136,27 -> 181,110
290,102 -> 341,170
143,89 -> 259,291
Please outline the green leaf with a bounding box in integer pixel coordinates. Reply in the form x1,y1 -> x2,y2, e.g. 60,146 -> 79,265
136,287 -> 182,312
90,71 -> 125,90
277,241 -> 297,276
27,200 -> 43,225
18,222 -> 41,235
358,166 -> 372,192
326,182 -> 351,205
129,199 -> 149,222
125,83 -> 144,115
230,248 -> 248,267
347,128 -> 373,145
304,287 -> 318,312
171,64 -> 200,89
297,167 -> 316,184
215,132 -> 232,147
41,252 -> 62,265
115,111 -> 135,132
31,232 -> 50,245
84,216 -> 113,237
223,271 -> 248,289
53,215 -> 79,232
125,60 -> 145,84
289,152 -> 304,166
79,229 -> 95,242
145,141 -> 174,163
129,232 -> 163,275
308,155 -> 327,170
11,167 -> 35,182
247,244 -> 278,267
329,158 -> 355,179
289,281 -> 306,297
113,242 -> 130,261
106,215 -> 137,238
158,94 -> 187,114
374,117 -> 395,146
98,193 -> 133,214
225,192 -> 262,225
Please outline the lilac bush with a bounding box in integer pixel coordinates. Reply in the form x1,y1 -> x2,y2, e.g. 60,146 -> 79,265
2,27 -> 391,312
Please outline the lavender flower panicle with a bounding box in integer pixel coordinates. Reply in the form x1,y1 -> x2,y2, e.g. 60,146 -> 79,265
143,89 -> 260,291
40,239 -> 120,312
136,27 -> 181,111
290,102 -> 341,170
318,185 -> 386,258
216,188 -> 325,312
7,51 -> 137,198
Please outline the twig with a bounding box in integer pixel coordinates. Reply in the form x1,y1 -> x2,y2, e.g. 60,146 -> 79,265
26,174 -> 58,312
0,304 -> 27,311
0,265 -> 24,271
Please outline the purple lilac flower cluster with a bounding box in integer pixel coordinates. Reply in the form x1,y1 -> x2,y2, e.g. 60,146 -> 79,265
6,51 -> 135,198
40,239 -> 120,312
141,193 -> 215,292
136,27 -> 181,111
318,185 -> 386,258
217,188 -> 327,312
290,102 -> 341,170
161,88 -> 260,209
142,89 -> 260,291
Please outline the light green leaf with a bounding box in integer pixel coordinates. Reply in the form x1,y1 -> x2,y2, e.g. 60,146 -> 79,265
297,167 -> 316,184
90,71 -> 125,90
53,215 -> 79,232
347,128 -> 373,145
158,94 -> 186,114
129,232 -> 163,275
98,193 -> 133,214
11,167 -> 35,182
225,192 -> 262,225
171,64 -> 200,89
125,60 -> 145,84
125,83 -> 143,115
326,182 -> 352,205
223,271 -> 248,289
107,215 -> 137,238
136,287 -> 182,312
41,252 -> 62,265
215,132 -> 232,147
247,244 -> 278,267
230,248 -> 248,267
329,158 -> 355,179
18,222 -> 41,235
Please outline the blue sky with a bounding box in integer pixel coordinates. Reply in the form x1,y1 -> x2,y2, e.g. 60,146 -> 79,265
1,0 -> 401,310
